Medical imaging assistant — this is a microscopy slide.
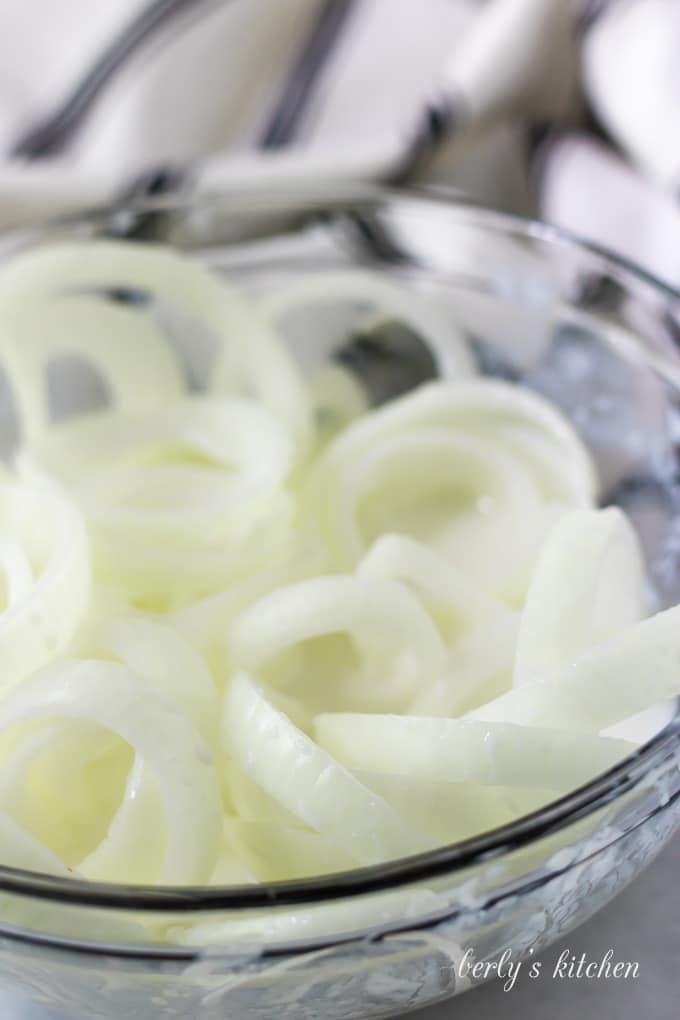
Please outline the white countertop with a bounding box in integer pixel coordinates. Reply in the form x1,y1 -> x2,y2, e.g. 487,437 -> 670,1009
411,834 -> 680,1020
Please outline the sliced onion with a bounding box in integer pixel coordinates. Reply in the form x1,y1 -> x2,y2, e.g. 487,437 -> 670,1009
172,562 -> 315,657
315,712 -> 635,790
98,616 -> 220,750
0,241 -> 311,453
25,395 -> 292,492
223,817 -> 355,881
0,296 -> 184,443
358,533 -> 506,630
307,363 -> 369,444
0,810 -> 73,875
0,719 -> 125,863
223,673 -> 433,865
0,241 -> 668,916
226,763 -> 303,829
0,540 -> 34,608
230,575 -> 445,672
0,811 -> 150,944
410,612 -> 520,717
88,491 -> 297,607
0,660 -> 221,884
79,758 -> 164,884
0,474 -> 90,690
354,770 -> 554,845
228,575 -> 445,712
468,603 -> 680,731
259,269 -> 476,380
315,379 -> 597,505
514,507 -> 646,685
309,427 -> 543,572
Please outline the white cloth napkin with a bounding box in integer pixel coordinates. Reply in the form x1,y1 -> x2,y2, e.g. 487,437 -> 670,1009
0,0 -> 536,227
537,134 -> 680,290
582,0 -> 680,192
0,0 -> 676,296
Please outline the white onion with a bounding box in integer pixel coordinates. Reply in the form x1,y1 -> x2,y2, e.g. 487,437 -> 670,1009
0,660 -> 221,884
0,241 -> 673,944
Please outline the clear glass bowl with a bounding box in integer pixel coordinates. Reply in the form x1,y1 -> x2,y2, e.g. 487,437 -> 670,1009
0,190 -> 679,1020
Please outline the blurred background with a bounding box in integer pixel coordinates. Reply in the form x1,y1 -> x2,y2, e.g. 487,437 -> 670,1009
0,0 -> 677,284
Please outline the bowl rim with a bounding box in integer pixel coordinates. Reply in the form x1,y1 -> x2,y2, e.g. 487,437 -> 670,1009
0,187 -> 679,919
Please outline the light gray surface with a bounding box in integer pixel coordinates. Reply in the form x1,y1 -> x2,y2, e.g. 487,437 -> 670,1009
410,834 -> 680,1020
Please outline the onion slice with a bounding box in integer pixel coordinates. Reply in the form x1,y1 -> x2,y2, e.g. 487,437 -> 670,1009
223,673 -> 433,865
315,712 -> 635,789
0,660 -> 221,884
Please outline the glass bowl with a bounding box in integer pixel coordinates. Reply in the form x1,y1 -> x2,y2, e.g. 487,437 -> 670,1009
0,190 -> 679,1020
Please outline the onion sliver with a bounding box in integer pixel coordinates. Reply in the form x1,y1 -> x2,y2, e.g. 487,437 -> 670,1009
226,763 -> 304,829
358,534 -> 506,630
514,507 -> 646,685
315,379 -> 597,507
101,616 -> 220,751
88,491 -> 296,604
79,758 -> 165,884
223,817 -> 355,881
410,612 -> 520,717
310,427 -> 543,569
0,475 -> 90,690
469,604 -> 680,731
315,713 -> 635,789
259,269 -> 476,380
0,540 -> 33,608
208,842 -> 256,886
0,809 -> 150,943
354,771 -> 555,844
0,241 -> 311,453
0,242 -> 669,911
0,811 -> 72,875
228,575 -> 446,678
0,719 -> 123,862
0,660 -> 221,884
173,567 -> 306,657
26,396 -> 292,498
223,673 -> 433,864
0,296 -> 184,442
